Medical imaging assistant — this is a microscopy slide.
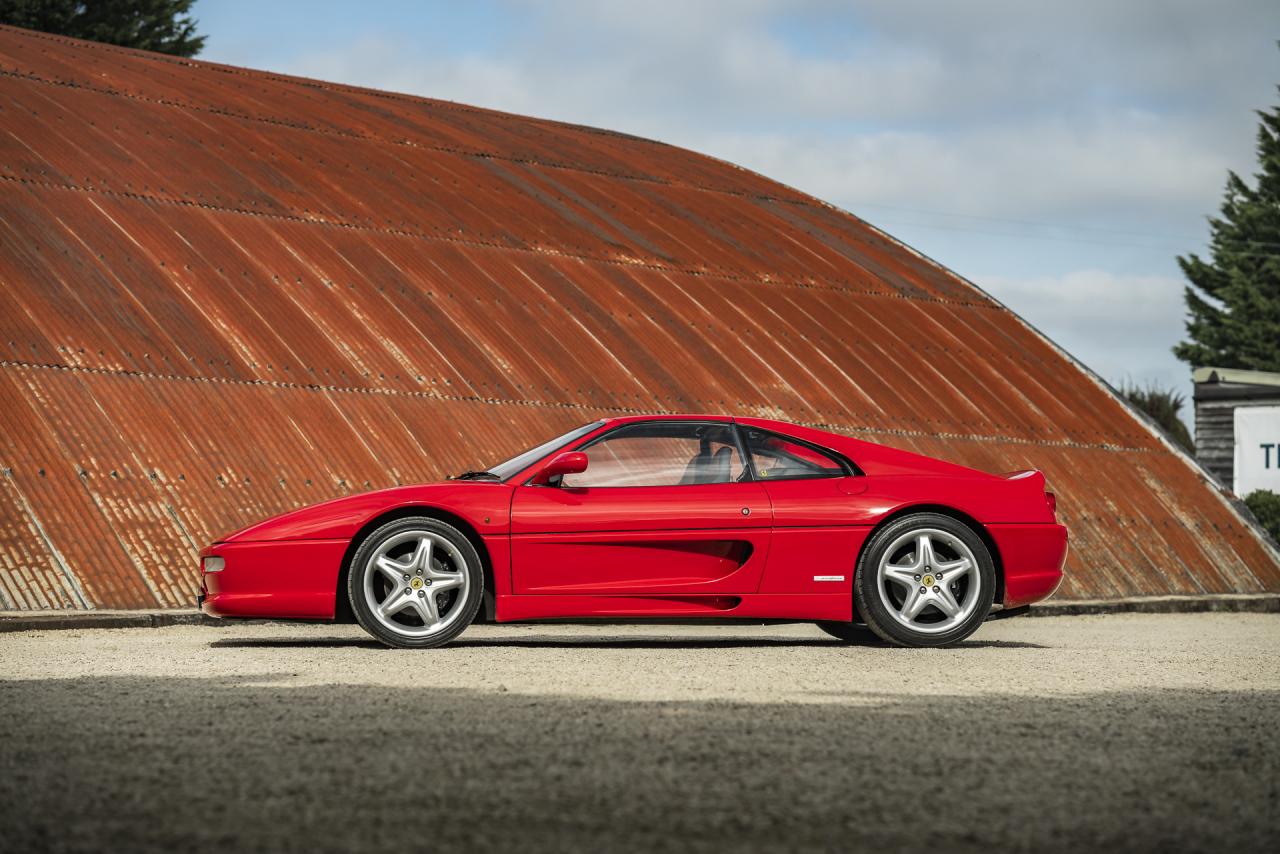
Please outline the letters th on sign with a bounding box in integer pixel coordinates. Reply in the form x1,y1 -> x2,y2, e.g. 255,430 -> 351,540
1234,405 -> 1280,496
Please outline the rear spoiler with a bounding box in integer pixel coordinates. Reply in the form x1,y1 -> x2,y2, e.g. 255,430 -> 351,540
1001,470 -> 1056,516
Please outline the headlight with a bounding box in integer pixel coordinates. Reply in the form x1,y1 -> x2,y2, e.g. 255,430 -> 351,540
202,556 -> 225,573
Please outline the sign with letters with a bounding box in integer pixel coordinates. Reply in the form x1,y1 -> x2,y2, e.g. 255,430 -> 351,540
1234,405 -> 1280,496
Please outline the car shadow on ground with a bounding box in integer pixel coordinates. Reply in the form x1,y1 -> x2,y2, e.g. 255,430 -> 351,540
448,637 -> 1049,650
1,674 -> 1275,852
208,636 -> 1047,650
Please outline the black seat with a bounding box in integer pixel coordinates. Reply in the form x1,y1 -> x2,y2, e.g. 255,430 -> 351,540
679,448 -> 711,485
708,446 -> 732,483
681,445 -> 733,485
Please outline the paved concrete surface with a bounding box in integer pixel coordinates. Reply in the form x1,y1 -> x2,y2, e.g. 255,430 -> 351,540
1,614 -> 1277,852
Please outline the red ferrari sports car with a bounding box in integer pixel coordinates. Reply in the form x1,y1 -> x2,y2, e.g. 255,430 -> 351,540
199,415 -> 1066,648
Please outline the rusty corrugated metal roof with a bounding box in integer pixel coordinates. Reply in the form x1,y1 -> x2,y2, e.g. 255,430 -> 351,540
0,24 -> 1276,610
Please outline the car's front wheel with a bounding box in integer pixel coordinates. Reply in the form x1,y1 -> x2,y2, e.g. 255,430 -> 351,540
348,516 -> 483,649
854,513 -> 995,647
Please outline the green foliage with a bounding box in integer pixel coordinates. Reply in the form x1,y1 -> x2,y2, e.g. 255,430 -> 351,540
1173,90 -> 1280,372
0,0 -> 204,57
1120,382 -> 1195,454
1244,489 -> 1280,543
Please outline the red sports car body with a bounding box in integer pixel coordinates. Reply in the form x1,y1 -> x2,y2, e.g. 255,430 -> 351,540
200,415 -> 1066,647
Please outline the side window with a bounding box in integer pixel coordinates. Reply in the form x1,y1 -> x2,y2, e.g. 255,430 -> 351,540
743,428 -> 847,481
562,422 -> 747,488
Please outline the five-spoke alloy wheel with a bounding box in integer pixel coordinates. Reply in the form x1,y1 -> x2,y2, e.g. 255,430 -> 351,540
853,512 -> 995,647
348,517 -> 483,649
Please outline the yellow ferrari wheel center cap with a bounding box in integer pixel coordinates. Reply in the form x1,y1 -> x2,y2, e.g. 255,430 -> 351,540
922,574 -> 935,587
410,577 -> 423,589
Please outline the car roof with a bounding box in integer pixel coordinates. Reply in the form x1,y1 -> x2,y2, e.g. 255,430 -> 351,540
599,413 -> 833,435
599,413 -> 734,425
595,414 -> 845,441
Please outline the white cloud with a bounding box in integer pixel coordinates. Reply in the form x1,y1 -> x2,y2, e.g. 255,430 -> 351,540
977,270 -> 1189,394
277,0 -> 1276,228
209,0 -> 1277,406
696,114 -> 1230,221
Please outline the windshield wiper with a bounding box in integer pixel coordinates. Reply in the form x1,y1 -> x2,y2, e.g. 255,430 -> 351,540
454,470 -> 501,481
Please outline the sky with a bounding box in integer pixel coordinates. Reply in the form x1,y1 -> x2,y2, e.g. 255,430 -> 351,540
194,0 -> 1280,415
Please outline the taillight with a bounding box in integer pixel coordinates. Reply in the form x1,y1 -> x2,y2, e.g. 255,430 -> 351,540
1046,492 -> 1057,516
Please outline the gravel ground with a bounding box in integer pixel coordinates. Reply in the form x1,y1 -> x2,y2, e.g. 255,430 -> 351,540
1,613 -> 1277,852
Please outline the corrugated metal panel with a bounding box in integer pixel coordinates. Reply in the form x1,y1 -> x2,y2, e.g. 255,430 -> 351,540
0,24 -> 1276,610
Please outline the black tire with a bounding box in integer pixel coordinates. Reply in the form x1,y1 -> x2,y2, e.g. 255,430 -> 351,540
854,512 -> 995,648
347,516 -> 483,649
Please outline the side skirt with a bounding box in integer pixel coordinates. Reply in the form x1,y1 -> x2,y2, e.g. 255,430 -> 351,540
495,593 -> 851,623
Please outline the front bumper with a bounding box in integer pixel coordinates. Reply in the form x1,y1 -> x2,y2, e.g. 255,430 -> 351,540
199,539 -> 349,619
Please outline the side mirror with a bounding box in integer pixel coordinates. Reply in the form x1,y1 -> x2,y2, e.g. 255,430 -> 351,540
531,451 -> 588,486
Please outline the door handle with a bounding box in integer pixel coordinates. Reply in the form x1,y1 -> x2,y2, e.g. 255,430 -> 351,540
840,477 -> 869,496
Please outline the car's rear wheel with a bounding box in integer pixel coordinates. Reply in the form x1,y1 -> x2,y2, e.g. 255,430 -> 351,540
348,517 -> 483,649
854,513 -> 995,647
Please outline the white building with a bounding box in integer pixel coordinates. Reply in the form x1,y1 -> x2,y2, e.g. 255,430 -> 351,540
1193,367 -> 1280,496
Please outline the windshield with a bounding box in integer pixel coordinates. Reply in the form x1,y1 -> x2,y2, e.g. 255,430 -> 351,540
482,421 -> 604,481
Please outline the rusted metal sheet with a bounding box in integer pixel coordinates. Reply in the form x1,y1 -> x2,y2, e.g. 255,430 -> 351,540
0,25 -> 1275,610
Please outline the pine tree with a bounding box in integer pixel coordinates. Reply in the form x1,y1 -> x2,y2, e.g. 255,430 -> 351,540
1173,95 -> 1280,372
0,0 -> 205,57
